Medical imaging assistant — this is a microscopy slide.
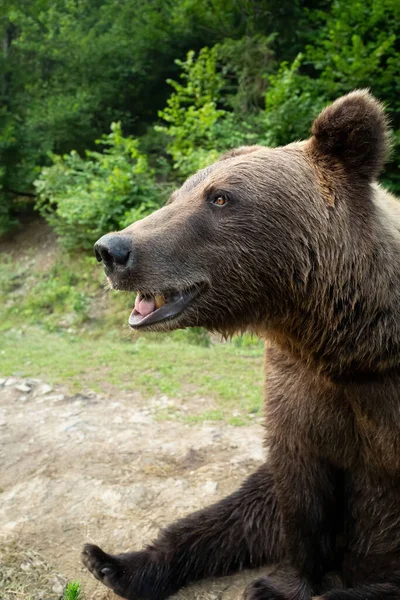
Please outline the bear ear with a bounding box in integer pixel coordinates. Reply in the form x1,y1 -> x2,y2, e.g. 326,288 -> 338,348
218,145 -> 263,162
310,90 -> 390,180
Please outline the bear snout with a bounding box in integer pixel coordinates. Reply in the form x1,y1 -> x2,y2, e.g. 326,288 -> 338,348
94,233 -> 134,272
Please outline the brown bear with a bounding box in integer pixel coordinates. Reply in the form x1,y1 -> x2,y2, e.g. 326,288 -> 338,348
82,90 -> 400,600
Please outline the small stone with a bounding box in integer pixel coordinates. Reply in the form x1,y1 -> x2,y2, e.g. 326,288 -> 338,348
36,383 -> 53,396
20,561 -> 31,571
51,580 -> 65,595
46,394 -> 65,402
203,481 -> 218,495
16,383 -> 31,393
19,395 -> 28,402
0,378 -> 6,386
5,377 -> 18,387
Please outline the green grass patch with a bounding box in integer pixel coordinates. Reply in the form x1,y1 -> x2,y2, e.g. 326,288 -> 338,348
1,327 -> 264,421
64,581 -> 83,600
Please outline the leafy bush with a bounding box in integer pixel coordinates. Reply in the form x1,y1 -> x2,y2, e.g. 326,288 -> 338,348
261,0 -> 400,190
35,123 -> 163,249
156,47 -> 226,177
263,54 -> 326,147
157,46 -> 269,177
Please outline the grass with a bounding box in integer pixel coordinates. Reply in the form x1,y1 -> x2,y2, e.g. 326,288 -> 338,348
64,581 -> 83,600
0,540 -> 83,600
0,540 -> 66,600
1,326 -> 264,422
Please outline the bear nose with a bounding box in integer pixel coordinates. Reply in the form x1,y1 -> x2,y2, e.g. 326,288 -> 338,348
94,234 -> 132,270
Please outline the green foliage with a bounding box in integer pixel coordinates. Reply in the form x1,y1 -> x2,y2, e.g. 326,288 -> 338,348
64,581 -> 83,600
157,46 -> 267,177
2,0 -> 400,239
263,54 -> 326,147
261,0 -> 400,191
1,0 -> 309,233
216,34 -> 275,113
156,47 -> 226,176
35,123 -> 161,249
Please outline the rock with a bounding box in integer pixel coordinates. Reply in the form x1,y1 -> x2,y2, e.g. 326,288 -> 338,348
51,578 -> 65,595
0,378 -> 6,386
4,377 -> 18,387
19,395 -> 28,402
203,481 -> 218,495
26,378 -> 41,384
16,383 -> 31,393
45,394 -> 65,402
36,383 -> 53,396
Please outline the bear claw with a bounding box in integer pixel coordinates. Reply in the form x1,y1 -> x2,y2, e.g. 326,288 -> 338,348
81,543 -> 122,590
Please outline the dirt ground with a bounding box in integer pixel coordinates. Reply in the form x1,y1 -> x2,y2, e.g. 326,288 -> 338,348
0,375 -> 272,600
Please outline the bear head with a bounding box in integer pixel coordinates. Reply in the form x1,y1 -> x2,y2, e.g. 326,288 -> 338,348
95,90 -> 392,371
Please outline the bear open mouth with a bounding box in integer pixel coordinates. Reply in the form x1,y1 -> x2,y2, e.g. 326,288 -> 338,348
129,285 -> 204,328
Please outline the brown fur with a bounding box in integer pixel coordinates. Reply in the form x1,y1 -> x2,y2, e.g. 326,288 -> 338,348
83,91 -> 400,600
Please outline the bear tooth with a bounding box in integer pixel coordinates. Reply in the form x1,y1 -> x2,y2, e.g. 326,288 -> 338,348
155,294 -> 166,308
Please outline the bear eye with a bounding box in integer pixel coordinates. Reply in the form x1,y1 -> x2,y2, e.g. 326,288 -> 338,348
212,195 -> 228,207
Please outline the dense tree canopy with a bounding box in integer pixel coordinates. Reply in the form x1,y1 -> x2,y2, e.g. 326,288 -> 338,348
1,0 -> 399,239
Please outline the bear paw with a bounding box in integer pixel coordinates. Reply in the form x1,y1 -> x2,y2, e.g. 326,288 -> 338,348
82,543 -> 136,598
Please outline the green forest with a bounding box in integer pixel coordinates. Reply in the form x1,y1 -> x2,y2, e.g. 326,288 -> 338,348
1,0 -> 400,245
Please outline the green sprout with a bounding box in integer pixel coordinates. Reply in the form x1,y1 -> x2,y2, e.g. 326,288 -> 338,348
63,581 -> 83,600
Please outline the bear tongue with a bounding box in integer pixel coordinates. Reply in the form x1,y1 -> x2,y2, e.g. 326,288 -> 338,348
135,295 -> 156,317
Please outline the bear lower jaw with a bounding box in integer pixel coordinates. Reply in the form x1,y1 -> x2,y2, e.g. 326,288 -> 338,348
128,284 -> 205,329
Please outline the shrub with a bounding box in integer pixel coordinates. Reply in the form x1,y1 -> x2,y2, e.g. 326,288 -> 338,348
156,47 -> 266,177
35,123 -> 163,249
156,47 -> 226,177
262,54 -> 326,147
261,0 -> 400,191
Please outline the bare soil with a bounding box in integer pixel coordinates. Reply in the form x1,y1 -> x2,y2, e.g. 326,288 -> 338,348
0,376 -> 270,600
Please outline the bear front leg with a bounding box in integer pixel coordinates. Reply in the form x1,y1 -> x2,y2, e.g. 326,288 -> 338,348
244,445 -> 340,600
82,463 -> 284,600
